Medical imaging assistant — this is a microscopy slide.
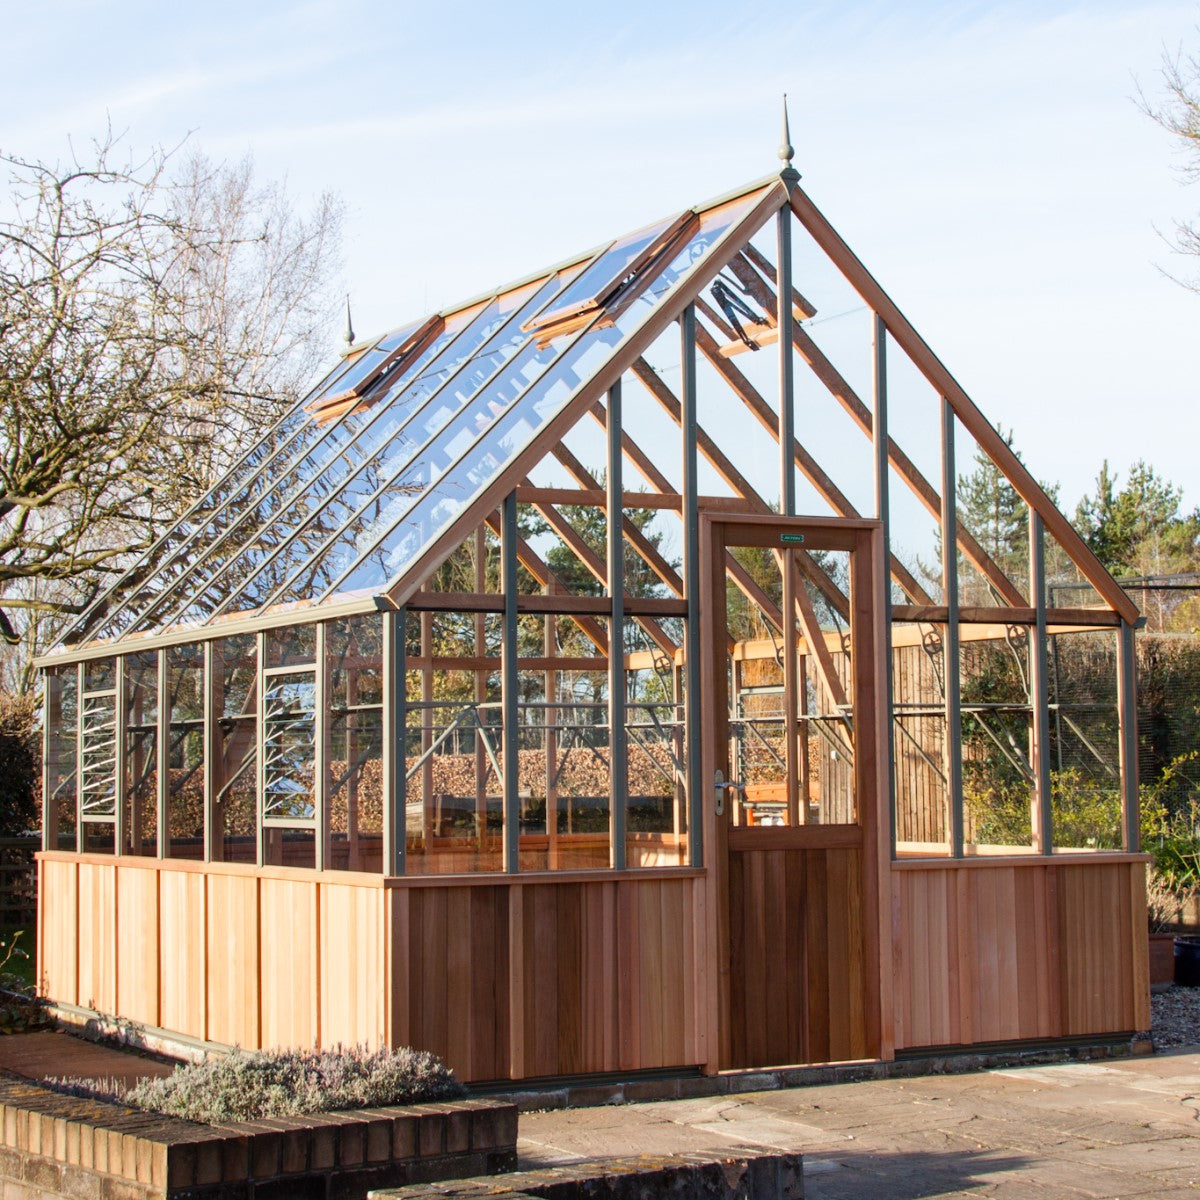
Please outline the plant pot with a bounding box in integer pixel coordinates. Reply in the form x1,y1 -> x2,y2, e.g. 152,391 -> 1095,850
1175,935 -> 1200,987
1150,932 -> 1177,987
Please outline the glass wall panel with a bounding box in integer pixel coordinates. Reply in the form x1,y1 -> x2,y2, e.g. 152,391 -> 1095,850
122,650 -> 159,855
43,667 -> 78,851
1048,629 -> 1122,850
891,622 -> 949,854
263,827 -> 316,869
265,623 -> 317,669
79,658 -> 117,840
165,644 -> 205,859
212,635 -> 257,863
262,670 -> 317,822
404,602 -> 503,873
327,615 -> 384,872
624,631 -> 686,867
959,629 -> 1035,851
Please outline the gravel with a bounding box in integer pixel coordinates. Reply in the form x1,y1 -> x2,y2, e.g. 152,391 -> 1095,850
1152,985 -> 1200,1047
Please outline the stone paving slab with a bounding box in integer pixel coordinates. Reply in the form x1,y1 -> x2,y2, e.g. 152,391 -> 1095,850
519,1050 -> 1200,1199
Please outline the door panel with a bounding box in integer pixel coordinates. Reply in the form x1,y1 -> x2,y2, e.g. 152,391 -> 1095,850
707,517 -> 881,1068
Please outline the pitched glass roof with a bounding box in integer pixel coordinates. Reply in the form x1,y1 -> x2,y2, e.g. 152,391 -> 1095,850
64,180 -> 778,647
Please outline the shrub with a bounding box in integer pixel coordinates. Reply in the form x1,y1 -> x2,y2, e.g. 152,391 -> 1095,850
0,691 -> 39,836
51,1044 -> 464,1123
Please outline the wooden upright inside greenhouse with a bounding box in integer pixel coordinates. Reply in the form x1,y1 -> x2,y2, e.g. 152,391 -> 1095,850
36,143 -> 1150,1079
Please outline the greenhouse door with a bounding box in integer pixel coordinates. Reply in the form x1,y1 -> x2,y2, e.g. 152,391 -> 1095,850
701,515 -> 886,1069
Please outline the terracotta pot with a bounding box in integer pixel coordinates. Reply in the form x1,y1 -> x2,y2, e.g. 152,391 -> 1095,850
1150,932 -> 1176,987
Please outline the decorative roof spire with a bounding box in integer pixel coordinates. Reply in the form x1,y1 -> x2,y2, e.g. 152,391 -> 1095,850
343,294 -> 355,350
779,94 -> 800,183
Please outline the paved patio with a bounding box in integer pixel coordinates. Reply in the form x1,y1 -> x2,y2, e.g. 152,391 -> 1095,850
1,1031 -> 1198,1196
519,1051 -> 1200,1198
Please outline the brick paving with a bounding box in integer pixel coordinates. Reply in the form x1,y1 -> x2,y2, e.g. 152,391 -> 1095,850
0,1031 -> 173,1089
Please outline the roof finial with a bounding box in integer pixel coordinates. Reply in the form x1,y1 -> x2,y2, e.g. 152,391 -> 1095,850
343,294 -> 355,350
778,94 -> 799,183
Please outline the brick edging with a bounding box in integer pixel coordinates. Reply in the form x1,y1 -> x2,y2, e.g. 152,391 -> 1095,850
0,1078 -> 517,1199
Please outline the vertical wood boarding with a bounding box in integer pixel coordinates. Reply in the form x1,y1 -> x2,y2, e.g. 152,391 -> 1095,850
725,841 -> 870,1068
894,859 -> 1149,1049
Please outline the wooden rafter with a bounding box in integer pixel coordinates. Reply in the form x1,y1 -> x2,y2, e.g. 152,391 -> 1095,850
642,341 -> 931,609
546,442 -> 684,597
583,391 -> 785,632
786,184 -> 1139,624
481,514 -> 609,654
729,250 -> 1027,608
517,482 -> 679,656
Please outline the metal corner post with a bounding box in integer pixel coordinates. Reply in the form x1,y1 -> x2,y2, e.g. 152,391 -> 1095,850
1028,509 -> 1053,854
940,399 -> 964,857
681,304 -> 703,867
607,380 -> 628,870
383,606 -> 406,875
501,491 -> 520,875
1117,618 -> 1140,852
872,314 -> 896,856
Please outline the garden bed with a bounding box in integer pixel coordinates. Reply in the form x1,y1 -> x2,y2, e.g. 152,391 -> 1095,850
0,1076 -> 516,1200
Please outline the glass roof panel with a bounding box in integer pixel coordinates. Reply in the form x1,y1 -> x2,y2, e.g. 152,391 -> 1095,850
204,272 -> 570,621
136,309 -> 488,633
521,212 -> 684,331
68,330 -> 417,644
314,190 -> 765,606
86,180 -> 777,647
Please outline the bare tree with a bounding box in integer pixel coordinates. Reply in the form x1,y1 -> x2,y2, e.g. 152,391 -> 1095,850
1143,40 -> 1200,288
0,134 -> 344,686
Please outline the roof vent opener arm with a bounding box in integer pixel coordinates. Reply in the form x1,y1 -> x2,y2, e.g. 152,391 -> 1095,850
710,273 -> 767,352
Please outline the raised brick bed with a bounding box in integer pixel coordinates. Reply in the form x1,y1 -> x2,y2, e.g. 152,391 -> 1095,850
0,1077 -> 516,1199
370,1149 -> 804,1200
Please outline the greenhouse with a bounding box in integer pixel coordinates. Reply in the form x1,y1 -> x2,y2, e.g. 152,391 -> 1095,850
36,149 -> 1149,1080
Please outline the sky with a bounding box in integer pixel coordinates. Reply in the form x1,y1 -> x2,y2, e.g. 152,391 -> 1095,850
3,0 -> 1199,523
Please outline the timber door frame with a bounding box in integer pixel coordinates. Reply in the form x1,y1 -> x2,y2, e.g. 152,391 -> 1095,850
696,512 -> 893,1071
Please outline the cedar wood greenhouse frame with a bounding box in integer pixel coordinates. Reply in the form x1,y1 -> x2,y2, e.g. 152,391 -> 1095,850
35,146 -> 1150,1080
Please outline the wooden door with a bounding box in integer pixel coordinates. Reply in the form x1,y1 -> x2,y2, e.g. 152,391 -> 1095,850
700,515 -> 886,1069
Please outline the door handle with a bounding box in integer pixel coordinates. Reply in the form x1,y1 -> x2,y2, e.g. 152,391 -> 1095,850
713,770 -> 744,817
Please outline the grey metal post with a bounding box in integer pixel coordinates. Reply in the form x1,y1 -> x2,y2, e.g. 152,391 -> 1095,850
382,607 -> 406,875
778,208 -> 796,517
873,315 -> 897,857
203,640 -> 215,863
40,677 -> 51,851
75,663 -> 84,845
501,491 -> 520,875
681,304 -> 704,867
607,381 -> 628,870
156,649 -> 168,858
114,654 -> 127,856
314,621 -> 328,872
1117,619 -> 1140,852
255,630 -> 267,868
1028,510 -> 1053,854
940,399 -> 964,857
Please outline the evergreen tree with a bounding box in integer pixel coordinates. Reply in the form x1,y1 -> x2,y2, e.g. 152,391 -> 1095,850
1075,461 -> 1200,578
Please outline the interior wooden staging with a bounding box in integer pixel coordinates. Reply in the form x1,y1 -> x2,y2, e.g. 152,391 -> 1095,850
37,171 -> 1150,1082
